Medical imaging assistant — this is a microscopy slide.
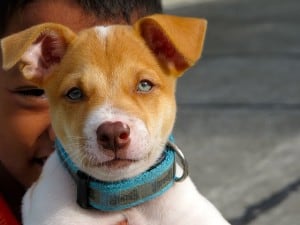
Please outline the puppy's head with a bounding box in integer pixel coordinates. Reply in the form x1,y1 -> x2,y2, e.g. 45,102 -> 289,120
1,14 -> 207,181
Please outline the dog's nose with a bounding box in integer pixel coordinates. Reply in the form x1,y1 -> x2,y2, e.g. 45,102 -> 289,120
97,121 -> 131,152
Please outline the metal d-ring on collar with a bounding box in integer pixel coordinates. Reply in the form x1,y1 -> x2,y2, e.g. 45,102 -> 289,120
167,141 -> 189,182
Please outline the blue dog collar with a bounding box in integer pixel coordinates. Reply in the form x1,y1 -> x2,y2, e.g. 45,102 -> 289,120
55,137 -> 188,211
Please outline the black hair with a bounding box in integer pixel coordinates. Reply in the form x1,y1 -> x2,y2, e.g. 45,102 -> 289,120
0,0 -> 162,36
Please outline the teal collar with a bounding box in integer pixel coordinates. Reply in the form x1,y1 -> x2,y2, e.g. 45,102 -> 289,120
55,137 -> 188,211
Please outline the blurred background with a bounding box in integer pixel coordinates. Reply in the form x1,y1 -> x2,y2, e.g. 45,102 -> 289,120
162,0 -> 300,224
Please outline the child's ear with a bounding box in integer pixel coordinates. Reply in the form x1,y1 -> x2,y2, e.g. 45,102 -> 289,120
1,23 -> 76,85
134,14 -> 207,77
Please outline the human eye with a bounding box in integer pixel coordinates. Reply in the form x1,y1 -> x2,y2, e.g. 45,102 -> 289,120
14,87 -> 46,98
11,86 -> 48,109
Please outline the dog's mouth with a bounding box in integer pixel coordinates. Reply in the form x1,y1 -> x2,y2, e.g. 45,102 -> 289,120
98,158 -> 137,169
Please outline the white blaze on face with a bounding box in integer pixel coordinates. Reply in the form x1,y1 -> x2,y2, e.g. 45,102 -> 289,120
94,26 -> 111,39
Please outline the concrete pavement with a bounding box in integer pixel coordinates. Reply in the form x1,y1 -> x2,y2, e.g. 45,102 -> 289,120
163,0 -> 300,224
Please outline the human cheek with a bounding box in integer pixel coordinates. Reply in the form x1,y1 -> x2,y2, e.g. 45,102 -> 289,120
12,109 -> 52,148
2,110 -> 52,187
0,108 -> 43,188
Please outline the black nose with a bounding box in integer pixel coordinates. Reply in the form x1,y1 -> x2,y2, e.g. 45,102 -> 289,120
97,121 -> 130,152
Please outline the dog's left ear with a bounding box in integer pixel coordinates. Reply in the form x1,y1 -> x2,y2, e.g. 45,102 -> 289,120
134,14 -> 207,77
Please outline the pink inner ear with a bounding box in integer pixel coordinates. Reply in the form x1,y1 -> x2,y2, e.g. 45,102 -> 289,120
140,21 -> 189,72
35,32 -> 67,69
20,31 -> 68,82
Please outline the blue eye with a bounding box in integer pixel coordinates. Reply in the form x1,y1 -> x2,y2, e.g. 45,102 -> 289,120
66,87 -> 84,101
137,80 -> 154,93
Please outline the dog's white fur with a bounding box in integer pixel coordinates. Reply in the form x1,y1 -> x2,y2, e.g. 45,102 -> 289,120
1,14 -> 230,225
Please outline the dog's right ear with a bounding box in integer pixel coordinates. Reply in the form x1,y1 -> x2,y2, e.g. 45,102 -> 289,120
134,14 -> 207,77
1,23 -> 76,85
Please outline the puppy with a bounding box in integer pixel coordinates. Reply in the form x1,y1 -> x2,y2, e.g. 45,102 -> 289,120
1,14 -> 230,225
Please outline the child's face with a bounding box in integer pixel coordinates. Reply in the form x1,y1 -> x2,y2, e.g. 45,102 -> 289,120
0,0 -> 110,188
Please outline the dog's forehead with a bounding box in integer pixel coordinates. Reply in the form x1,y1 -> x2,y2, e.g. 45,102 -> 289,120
62,24 -> 158,73
73,24 -> 143,58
